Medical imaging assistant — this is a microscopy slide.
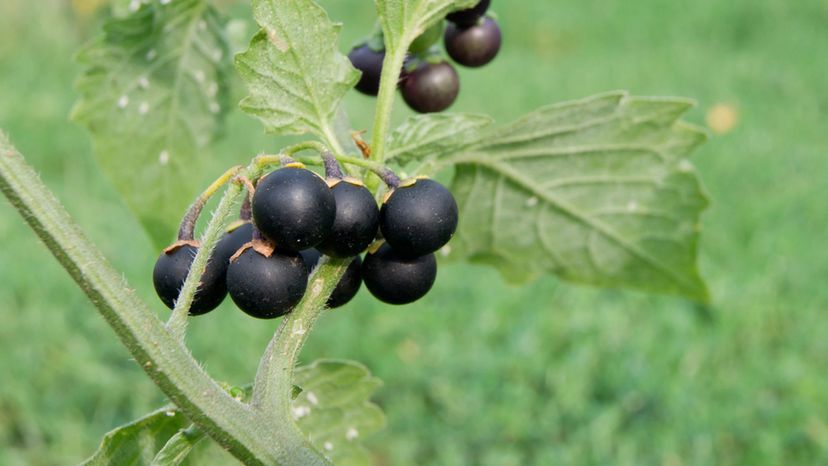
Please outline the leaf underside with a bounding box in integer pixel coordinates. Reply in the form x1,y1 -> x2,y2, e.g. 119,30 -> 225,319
375,0 -> 478,51
439,92 -> 709,300
235,0 -> 359,139
80,407 -> 188,466
79,360 -> 384,465
292,360 -> 386,466
72,0 -> 231,247
385,113 -> 494,168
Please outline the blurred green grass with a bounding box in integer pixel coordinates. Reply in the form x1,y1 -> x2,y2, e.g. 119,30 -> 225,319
2,0 -> 828,465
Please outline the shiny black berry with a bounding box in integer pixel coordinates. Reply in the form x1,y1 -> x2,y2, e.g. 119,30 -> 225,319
362,244 -> 437,305
213,222 -> 253,266
152,244 -> 226,315
300,249 -> 362,309
252,167 -> 336,252
317,180 -> 380,258
446,0 -> 491,27
226,248 -> 308,319
380,178 -> 459,257
400,60 -> 459,113
445,16 -> 502,68
348,43 -> 385,96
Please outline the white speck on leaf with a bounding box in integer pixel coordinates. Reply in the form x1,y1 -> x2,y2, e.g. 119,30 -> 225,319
627,201 -> 638,212
266,28 -> 289,52
209,102 -> 221,114
165,410 -> 176,417
194,70 -> 205,83
146,49 -> 157,61
678,159 -> 694,173
159,150 -> 170,165
440,244 -> 451,257
138,102 -> 150,115
323,442 -> 333,451
346,427 -> 359,441
117,95 -> 129,109
526,196 -> 539,207
306,392 -> 319,406
291,405 -> 310,419
207,82 -> 219,97
138,76 -> 150,89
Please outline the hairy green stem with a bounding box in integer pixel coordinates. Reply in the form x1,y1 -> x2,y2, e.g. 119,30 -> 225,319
252,258 -> 350,466
369,44 -> 408,165
167,182 -> 244,341
0,133 -> 313,465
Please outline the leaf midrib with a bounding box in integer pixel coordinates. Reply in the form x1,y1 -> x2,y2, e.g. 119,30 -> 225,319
455,154 -> 700,293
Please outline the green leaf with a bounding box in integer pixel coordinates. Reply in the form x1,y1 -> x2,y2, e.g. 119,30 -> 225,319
385,113 -> 493,167
235,0 -> 359,140
150,425 -> 206,466
72,0 -> 231,247
443,92 -> 710,300
375,0 -> 478,53
80,407 -> 188,466
292,360 -> 386,466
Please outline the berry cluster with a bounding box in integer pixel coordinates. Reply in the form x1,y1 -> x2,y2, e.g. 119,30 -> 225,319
153,158 -> 458,319
348,0 -> 501,113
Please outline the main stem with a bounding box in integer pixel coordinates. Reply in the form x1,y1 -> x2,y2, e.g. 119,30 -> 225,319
252,258 -> 350,466
369,43 -> 409,165
0,133 -> 287,465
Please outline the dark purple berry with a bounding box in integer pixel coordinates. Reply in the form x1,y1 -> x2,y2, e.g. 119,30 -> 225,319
400,60 -> 460,113
252,167 -> 336,252
226,248 -> 308,319
348,43 -> 385,96
362,243 -> 437,305
380,178 -> 458,257
301,249 -> 362,309
446,0 -> 491,26
445,16 -> 502,68
152,244 -> 227,315
317,180 -> 380,258
213,222 -> 253,268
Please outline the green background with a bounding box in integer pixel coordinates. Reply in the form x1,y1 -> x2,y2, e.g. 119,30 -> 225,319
2,0 -> 827,464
